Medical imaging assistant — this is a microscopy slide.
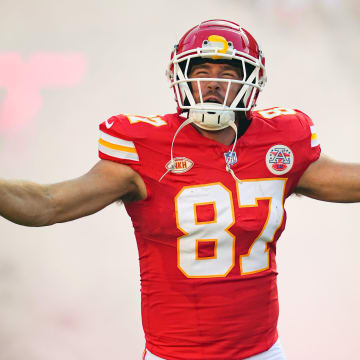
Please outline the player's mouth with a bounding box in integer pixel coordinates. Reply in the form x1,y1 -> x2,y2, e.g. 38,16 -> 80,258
203,96 -> 223,104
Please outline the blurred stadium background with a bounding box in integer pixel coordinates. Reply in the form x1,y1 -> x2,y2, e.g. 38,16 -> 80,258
1,0 -> 359,359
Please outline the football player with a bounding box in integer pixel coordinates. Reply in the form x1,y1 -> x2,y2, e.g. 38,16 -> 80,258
1,19 -> 360,360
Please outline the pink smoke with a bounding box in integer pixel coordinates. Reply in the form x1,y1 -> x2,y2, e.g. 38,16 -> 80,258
0,53 -> 87,132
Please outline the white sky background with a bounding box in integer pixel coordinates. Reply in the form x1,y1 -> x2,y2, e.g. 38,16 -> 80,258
0,0 -> 359,359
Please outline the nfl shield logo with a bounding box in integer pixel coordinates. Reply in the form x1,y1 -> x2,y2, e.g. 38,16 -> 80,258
224,151 -> 237,166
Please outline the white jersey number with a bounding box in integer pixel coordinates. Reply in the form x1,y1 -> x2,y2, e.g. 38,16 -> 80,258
258,107 -> 296,119
175,183 -> 235,278
126,115 -> 167,127
175,179 -> 286,278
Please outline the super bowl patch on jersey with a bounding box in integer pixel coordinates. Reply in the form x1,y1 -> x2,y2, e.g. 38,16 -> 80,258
166,157 -> 194,174
265,144 -> 294,175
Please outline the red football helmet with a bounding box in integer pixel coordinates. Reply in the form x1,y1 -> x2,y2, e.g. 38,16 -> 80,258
167,19 -> 266,130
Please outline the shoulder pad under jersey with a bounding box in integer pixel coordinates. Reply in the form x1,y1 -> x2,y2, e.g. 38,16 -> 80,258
253,107 -> 320,148
98,113 -> 170,165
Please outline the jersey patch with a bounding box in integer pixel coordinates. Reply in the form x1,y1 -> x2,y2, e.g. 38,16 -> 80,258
266,144 -> 294,175
166,157 -> 194,173
224,151 -> 238,165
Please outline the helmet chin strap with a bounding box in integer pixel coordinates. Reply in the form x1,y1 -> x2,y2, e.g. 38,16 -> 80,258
159,111 -> 243,184
225,121 -> 243,184
159,117 -> 194,182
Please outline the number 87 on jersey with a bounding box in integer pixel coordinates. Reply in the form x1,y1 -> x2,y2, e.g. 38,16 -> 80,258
175,179 -> 286,278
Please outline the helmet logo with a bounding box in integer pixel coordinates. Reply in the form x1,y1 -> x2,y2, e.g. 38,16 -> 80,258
202,35 -> 232,59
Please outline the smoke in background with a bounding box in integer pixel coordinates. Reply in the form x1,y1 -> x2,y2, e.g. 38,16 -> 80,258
0,1 -> 359,359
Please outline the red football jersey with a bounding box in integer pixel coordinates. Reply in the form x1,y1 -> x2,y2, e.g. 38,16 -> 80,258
98,108 -> 320,360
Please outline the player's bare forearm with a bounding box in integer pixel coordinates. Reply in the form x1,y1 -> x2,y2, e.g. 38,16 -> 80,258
295,154 -> 360,203
0,161 -> 146,227
0,179 -> 56,226
0,176 -> 111,226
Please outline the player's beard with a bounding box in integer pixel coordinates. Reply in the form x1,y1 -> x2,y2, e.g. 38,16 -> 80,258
235,104 -> 251,137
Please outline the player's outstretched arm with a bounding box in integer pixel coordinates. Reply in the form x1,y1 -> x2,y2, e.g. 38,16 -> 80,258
0,160 -> 146,227
295,154 -> 360,203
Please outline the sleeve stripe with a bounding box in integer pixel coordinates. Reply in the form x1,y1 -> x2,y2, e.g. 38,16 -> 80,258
100,130 -> 135,148
99,138 -> 137,154
98,130 -> 139,161
310,125 -> 320,147
99,144 -> 139,161
311,138 -> 320,147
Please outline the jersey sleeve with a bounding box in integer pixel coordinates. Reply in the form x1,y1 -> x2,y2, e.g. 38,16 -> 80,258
294,109 -> 321,163
284,109 -> 321,195
98,115 -> 141,166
